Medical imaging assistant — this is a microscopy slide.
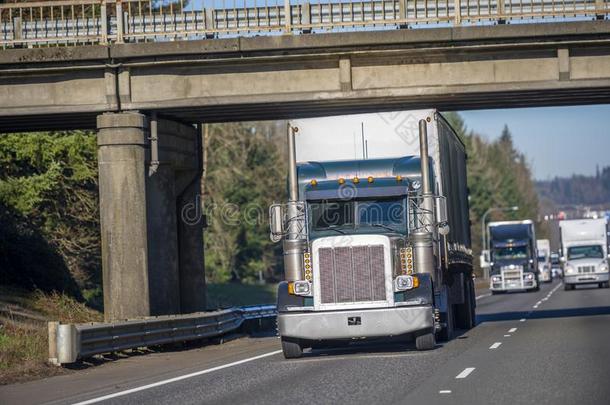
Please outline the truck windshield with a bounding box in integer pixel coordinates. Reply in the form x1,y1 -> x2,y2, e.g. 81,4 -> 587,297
308,197 -> 406,237
493,246 -> 528,260
567,245 -> 604,260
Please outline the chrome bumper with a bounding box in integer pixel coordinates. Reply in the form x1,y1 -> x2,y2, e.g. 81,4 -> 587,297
277,305 -> 434,341
564,273 -> 609,284
490,280 -> 537,291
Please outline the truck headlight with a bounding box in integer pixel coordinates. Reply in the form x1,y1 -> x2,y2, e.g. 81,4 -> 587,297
565,265 -> 575,275
600,263 -> 609,273
492,275 -> 502,283
524,273 -> 534,281
288,281 -> 311,296
395,275 -> 419,291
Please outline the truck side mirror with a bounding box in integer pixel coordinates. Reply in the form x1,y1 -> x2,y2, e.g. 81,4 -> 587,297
269,204 -> 284,242
480,250 -> 490,268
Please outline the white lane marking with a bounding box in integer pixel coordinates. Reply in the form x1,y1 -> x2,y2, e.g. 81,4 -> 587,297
533,305 -> 539,309
504,334 -> 511,337
439,390 -> 452,394
508,328 -> 517,333
72,350 -> 282,405
489,342 -> 502,349
456,367 -> 476,379
520,318 -> 526,322
476,293 -> 492,300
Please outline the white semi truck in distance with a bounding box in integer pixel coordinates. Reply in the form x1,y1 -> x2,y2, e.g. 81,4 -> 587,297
269,110 -> 475,358
560,218 -> 610,291
537,239 -> 552,283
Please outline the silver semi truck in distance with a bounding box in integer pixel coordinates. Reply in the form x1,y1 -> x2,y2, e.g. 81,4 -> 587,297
560,218 -> 610,291
488,220 -> 540,293
269,110 -> 475,359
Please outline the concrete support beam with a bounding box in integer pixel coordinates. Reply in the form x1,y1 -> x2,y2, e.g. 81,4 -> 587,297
558,48 -> 571,81
339,58 -> 352,92
97,112 -> 205,321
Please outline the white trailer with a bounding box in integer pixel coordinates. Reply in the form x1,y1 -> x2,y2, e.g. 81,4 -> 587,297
536,239 -> 552,283
560,218 -> 610,290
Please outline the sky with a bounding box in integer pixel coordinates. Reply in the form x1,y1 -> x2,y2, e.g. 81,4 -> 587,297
459,105 -> 610,181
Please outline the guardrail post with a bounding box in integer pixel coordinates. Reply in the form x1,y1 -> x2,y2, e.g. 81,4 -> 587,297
454,0 -> 461,25
48,321 -> 60,366
116,0 -> 124,43
13,16 -> 22,43
57,324 -> 79,364
101,1 -> 108,44
284,0 -> 292,34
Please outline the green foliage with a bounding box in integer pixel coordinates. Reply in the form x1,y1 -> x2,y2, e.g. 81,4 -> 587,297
0,131 -> 100,294
443,113 -> 544,274
203,123 -> 286,283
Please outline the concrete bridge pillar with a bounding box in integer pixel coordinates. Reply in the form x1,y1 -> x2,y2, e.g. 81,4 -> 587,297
97,112 -> 206,321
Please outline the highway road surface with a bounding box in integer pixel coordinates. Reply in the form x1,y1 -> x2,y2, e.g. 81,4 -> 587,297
2,279 -> 610,405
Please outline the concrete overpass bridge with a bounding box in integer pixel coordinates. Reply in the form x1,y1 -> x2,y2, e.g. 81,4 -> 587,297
1,0 -> 609,321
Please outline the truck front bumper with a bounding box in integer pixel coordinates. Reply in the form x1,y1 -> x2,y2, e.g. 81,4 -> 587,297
277,305 -> 434,341
490,279 -> 537,291
564,273 -> 609,285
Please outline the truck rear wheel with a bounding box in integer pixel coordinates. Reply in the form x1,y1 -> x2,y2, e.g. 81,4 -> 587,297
281,337 -> 303,359
455,277 -> 476,330
415,333 -> 436,351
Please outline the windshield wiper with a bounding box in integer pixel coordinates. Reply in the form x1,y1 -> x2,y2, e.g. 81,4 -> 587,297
370,223 -> 399,232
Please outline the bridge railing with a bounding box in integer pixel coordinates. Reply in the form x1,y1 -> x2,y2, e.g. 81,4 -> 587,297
1,0 -> 609,48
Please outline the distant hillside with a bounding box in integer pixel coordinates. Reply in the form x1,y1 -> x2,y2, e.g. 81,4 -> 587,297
536,167 -> 610,206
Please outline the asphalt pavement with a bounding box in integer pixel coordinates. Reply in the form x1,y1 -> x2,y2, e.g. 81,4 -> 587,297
2,279 -> 610,405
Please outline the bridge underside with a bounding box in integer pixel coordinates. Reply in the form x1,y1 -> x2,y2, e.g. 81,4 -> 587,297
2,20 -> 610,132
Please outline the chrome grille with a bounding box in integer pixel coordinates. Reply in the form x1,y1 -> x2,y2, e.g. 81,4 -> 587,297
318,245 -> 386,305
578,266 -> 595,274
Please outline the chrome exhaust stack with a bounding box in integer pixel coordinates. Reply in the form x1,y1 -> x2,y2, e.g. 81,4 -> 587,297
283,124 -> 306,282
412,119 -> 437,284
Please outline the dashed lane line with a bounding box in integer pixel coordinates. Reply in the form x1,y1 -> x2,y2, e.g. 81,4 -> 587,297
508,328 -> 517,333
489,342 -> 502,350
456,368 -> 476,379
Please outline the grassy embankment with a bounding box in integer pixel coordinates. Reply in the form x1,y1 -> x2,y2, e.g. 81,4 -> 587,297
0,282 -> 276,384
0,286 -> 101,385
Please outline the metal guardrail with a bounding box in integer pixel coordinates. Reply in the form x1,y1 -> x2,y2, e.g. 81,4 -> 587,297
48,304 -> 277,365
1,0 -> 609,49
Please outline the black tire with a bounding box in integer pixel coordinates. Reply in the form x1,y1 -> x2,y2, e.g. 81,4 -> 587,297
281,337 -> 303,359
599,283 -> 604,289
605,282 -> 610,288
416,333 -> 436,351
564,283 -> 573,291
455,277 -> 475,330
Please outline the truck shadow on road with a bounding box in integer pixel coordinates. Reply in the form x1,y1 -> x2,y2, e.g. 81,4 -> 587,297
476,306 -> 610,324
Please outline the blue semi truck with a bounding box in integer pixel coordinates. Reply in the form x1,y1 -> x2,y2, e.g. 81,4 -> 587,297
269,110 -> 475,358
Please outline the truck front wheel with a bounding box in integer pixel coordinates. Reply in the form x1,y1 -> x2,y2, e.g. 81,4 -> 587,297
415,333 -> 436,351
281,337 -> 303,359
